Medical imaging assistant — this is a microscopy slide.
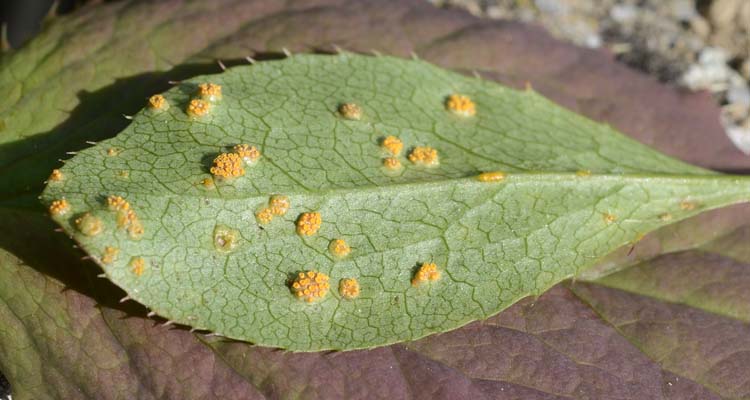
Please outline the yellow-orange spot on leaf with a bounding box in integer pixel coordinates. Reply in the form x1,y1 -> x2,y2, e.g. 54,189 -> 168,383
128,217 -> 144,239
198,83 -> 222,101
118,170 -> 129,179
106,195 -> 130,211
255,208 -> 274,224
338,103 -> 362,120
232,144 -> 261,164
329,239 -> 351,258
412,262 -> 441,286
114,208 -> 144,239
268,195 -> 290,216
201,177 -> 215,188
107,148 -> 119,156
381,136 -> 403,156
130,257 -> 146,277
603,213 -> 617,224
210,152 -> 245,178
296,212 -> 322,236
291,270 -> 330,303
476,171 -> 506,182
445,94 -> 476,117
680,200 -> 697,211
148,94 -> 168,110
659,213 -> 673,222
187,99 -> 210,117
101,246 -> 119,265
339,278 -> 360,299
408,146 -> 439,166
49,199 -> 70,216
75,213 -> 103,236
576,170 -> 592,177
382,157 -> 402,171
213,225 -> 240,253
48,169 -> 63,182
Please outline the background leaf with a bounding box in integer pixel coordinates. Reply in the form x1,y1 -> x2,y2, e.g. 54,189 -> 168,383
1,0 -> 750,398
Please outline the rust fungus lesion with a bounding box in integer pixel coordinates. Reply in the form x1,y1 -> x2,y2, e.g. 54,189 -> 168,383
48,169 -> 63,182
75,213 -> 104,236
338,102 -> 362,120
659,213 -> 673,222
210,152 -> 245,179
476,171 -> 506,182
49,199 -> 70,216
412,262 -> 441,286
187,99 -> 210,117
107,148 -> 119,157
291,270 -> 330,303
408,146 -> 439,167
201,177 -> 215,189
232,144 -> 261,164
197,83 -> 222,101
106,195 -> 130,211
268,195 -> 290,216
148,94 -> 169,111
381,136 -> 403,156
382,157 -> 402,171
339,278 -> 360,300
114,207 -> 144,240
445,94 -> 476,117
130,257 -> 146,276
296,212 -> 322,236
101,246 -> 119,265
602,213 -> 617,224
329,239 -> 351,258
576,170 -> 592,177
680,200 -> 697,211
255,207 -> 274,224
213,225 -> 240,253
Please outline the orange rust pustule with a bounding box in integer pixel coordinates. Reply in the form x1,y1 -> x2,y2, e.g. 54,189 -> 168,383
296,212 -> 322,236
291,270 -> 330,303
339,278 -> 360,299
381,136 -> 403,156
445,94 -> 476,116
49,199 -> 70,216
412,262 -> 441,286
408,146 -> 439,166
210,152 -> 245,178
187,99 -> 210,117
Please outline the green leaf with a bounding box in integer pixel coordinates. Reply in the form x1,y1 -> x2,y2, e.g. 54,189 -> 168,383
41,53 -> 750,351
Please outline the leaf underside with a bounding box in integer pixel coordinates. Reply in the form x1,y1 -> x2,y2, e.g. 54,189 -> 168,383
41,53 -> 750,351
